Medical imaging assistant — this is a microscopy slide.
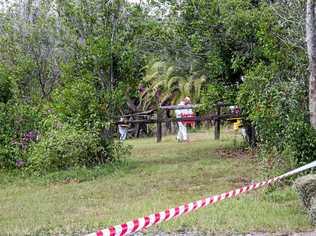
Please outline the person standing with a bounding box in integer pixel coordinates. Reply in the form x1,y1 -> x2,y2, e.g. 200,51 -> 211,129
118,117 -> 128,141
175,97 -> 193,142
183,97 -> 195,129
175,100 -> 186,142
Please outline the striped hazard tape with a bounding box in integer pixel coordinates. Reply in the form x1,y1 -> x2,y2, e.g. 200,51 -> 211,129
86,160 -> 316,236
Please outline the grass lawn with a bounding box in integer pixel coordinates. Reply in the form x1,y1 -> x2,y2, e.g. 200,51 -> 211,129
0,129 -> 313,235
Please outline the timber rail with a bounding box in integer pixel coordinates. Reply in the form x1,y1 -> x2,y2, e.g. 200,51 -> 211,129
116,102 -> 241,142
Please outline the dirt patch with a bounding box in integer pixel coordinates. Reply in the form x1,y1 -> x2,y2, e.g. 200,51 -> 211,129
215,148 -> 256,160
226,176 -> 253,185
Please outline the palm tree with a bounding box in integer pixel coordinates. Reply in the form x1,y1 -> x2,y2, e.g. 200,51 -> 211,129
139,60 -> 207,111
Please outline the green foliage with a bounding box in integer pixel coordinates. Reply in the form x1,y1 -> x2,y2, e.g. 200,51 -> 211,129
238,63 -> 315,165
172,0 -> 268,83
282,117 -> 316,165
0,141 -> 20,170
0,0 -> 315,174
52,78 -> 98,127
26,124 -> 125,174
0,67 -> 13,103
200,83 -> 238,113
140,60 -> 207,110
0,0 -> 145,173
0,102 -> 40,169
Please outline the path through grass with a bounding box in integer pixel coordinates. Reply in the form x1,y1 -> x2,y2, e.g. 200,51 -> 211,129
0,130 -> 313,235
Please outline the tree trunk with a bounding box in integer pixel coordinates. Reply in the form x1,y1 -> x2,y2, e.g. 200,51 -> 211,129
306,0 -> 316,129
109,1 -> 121,89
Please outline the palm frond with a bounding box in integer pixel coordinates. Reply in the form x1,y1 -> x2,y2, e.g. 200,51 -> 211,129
143,71 -> 159,82
178,79 -> 187,96
160,93 -> 173,105
165,65 -> 175,79
183,79 -> 194,97
152,80 -> 165,91
167,76 -> 182,91
193,75 -> 207,100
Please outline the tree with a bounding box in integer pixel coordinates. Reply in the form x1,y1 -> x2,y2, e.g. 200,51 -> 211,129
306,0 -> 316,129
139,61 -> 206,111
0,1 -> 63,101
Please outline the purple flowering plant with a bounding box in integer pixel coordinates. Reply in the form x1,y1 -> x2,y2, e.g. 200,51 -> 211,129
12,130 -> 39,150
16,159 -> 25,168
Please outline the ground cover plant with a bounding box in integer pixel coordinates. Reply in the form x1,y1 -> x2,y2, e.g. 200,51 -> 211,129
0,131 -> 313,235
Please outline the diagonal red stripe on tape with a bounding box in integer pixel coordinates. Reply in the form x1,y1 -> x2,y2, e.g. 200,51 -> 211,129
132,220 -> 139,233
174,207 -> 180,217
209,196 -> 214,204
144,216 -> 150,228
120,224 -> 128,236
237,187 -> 243,194
154,213 -> 160,224
201,199 -> 206,208
96,230 -> 103,236
165,209 -> 170,221
184,204 -> 189,213
193,201 -> 198,210
109,226 -> 116,236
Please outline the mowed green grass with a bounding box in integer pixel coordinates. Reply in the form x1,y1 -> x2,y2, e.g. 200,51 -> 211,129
0,129 -> 313,235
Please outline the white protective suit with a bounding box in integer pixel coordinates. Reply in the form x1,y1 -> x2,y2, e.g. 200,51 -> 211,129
175,101 -> 192,141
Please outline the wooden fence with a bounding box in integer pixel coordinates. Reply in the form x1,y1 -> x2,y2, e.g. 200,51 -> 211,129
117,102 -> 241,142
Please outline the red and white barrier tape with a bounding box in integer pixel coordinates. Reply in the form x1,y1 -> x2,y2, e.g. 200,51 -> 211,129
86,160 -> 316,236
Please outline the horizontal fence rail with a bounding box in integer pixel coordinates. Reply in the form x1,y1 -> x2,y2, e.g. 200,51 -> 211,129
116,114 -> 240,124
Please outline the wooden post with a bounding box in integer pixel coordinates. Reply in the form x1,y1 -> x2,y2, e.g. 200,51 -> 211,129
156,107 -> 162,143
214,104 -> 221,140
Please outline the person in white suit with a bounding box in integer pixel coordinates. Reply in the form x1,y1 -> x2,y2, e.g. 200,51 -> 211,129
118,117 -> 128,141
175,97 -> 193,142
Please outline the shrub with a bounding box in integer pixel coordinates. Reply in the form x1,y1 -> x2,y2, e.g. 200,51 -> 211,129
26,124 -> 127,174
200,83 -> 238,113
0,144 -> 20,169
0,72 -> 13,103
283,117 -> 316,165
238,63 -> 316,166
0,102 -> 40,169
52,79 -> 97,127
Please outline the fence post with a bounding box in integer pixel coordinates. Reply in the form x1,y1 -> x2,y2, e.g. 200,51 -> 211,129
214,103 -> 221,140
156,107 -> 162,143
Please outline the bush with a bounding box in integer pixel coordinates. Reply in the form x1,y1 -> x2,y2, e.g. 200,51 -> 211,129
0,144 -> 20,169
200,83 -> 238,113
52,79 -> 97,128
0,103 -> 40,169
0,104 -> 130,174
0,66 -> 14,104
283,117 -> 316,165
238,63 -> 316,166
26,124 -> 119,174
27,125 -> 104,173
